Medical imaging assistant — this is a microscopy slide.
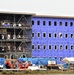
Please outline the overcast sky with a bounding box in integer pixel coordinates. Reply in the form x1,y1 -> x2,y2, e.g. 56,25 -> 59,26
0,0 -> 74,16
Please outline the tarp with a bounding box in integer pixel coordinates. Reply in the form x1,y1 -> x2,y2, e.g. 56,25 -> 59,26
62,57 -> 74,63
17,58 -> 56,66
0,58 -> 5,65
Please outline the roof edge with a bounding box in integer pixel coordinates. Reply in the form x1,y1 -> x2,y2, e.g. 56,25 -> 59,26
33,15 -> 74,19
0,10 -> 35,15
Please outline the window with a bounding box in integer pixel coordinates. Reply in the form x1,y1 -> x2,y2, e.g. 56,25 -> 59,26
71,45 -> 73,50
54,21 -> 57,26
43,21 -> 46,25
49,57 -> 51,58
43,45 -> 46,50
60,57 -> 62,61
59,33 -> 62,38
37,21 -> 40,25
32,20 -> 34,25
71,34 -> 73,38
54,45 -> 57,50
54,33 -> 57,38
49,33 -> 51,37
43,33 -> 46,37
60,22 -> 62,26
49,21 -> 51,26
32,45 -> 34,49
65,34 -> 68,38
65,45 -> 68,50
38,44 -> 40,50
55,57 -> 57,59
32,33 -> 34,37
70,22 -> 73,26
49,45 -> 51,50
65,22 -> 68,26
60,45 -> 62,50
37,33 -> 40,37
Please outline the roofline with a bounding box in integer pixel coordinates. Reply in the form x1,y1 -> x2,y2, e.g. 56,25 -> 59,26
0,11 -> 35,15
33,15 -> 74,19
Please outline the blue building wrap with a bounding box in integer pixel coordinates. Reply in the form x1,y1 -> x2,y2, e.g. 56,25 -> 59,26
32,16 -> 74,64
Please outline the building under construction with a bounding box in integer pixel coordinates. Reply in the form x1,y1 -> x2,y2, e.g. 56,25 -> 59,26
0,11 -> 34,59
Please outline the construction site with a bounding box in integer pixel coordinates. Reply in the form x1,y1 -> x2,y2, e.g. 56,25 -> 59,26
0,12 -> 33,59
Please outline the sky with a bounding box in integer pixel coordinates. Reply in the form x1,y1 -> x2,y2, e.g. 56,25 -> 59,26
0,0 -> 74,16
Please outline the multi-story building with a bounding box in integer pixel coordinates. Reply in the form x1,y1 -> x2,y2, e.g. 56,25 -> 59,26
32,15 -> 74,64
0,11 -> 74,64
0,11 -> 34,59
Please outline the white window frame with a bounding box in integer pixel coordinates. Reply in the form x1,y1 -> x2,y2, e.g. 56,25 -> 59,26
71,34 -> 73,38
65,34 -> 68,38
43,21 -> 46,25
70,45 -> 74,50
32,44 -> 35,50
65,45 -> 68,50
43,32 -> 46,38
43,44 -> 46,50
32,32 -> 34,38
60,45 -> 63,50
59,32 -> 62,38
37,44 -> 40,50
37,32 -> 40,38
37,20 -> 40,25
60,22 -> 62,26
49,21 -> 51,26
48,33 -> 51,38
54,45 -> 57,50
32,20 -> 34,25
48,45 -> 52,50
54,33 -> 57,38
70,22 -> 73,26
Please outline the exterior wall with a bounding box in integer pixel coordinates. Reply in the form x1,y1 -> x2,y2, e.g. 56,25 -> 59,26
32,17 -> 74,64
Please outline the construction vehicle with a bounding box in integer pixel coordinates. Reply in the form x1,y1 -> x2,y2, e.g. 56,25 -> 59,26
46,60 -> 60,70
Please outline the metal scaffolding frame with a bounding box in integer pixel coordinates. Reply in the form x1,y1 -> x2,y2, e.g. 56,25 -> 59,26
0,13 -> 32,58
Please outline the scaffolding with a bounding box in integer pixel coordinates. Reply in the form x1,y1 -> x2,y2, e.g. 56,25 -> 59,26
0,13 -> 32,59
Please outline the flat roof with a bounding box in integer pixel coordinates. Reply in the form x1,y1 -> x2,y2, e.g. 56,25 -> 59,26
33,15 -> 74,19
0,11 -> 35,15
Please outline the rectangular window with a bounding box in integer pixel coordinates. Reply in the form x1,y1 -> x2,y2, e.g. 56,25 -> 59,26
65,34 -> 68,38
49,21 -> 51,26
43,33 -> 46,37
65,22 -> 68,26
59,33 -> 62,38
49,45 -> 51,50
49,33 -> 51,37
70,22 -> 73,26
65,45 -> 68,50
71,34 -> 73,38
60,57 -> 62,61
43,21 -> 46,25
43,45 -> 46,50
54,33 -> 57,38
55,57 -> 57,59
60,22 -> 62,26
32,33 -> 34,37
38,33 -> 40,37
32,45 -> 34,49
60,45 -> 62,50
71,45 -> 73,50
54,45 -> 57,50
32,20 -> 34,25
38,44 -> 40,50
37,21 -> 40,25
54,21 -> 57,26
